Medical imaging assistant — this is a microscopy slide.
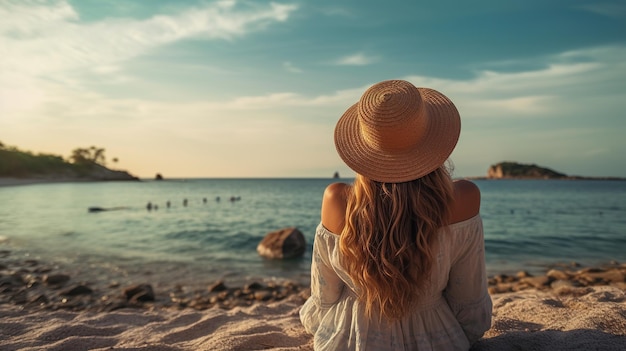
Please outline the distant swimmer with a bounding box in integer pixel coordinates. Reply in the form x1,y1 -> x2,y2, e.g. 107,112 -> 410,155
183,198 -> 188,207
146,202 -> 153,211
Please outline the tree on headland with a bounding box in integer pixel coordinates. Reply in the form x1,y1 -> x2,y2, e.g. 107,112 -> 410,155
70,146 -> 107,166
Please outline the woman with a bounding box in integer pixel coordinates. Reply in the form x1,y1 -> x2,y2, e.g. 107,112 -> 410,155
300,80 -> 492,350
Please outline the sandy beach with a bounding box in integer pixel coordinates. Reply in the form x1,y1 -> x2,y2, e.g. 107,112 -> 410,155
1,286 -> 625,350
2,253 -> 626,351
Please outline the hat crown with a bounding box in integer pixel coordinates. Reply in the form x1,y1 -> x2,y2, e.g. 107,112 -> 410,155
358,80 -> 427,151
334,79 -> 460,183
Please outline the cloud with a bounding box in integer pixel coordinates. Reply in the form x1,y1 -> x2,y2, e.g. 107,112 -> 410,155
577,2 -> 626,18
0,0 -> 298,117
0,0 -> 78,36
334,52 -> 378,66
282,61 -> 303,73
2,0 -> 298,71
202,45 -> 623,121
30,44 -> 623,134
401,45 -> 626,119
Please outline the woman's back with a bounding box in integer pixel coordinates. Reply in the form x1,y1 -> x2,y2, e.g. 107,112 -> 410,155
300,208 -> 491,350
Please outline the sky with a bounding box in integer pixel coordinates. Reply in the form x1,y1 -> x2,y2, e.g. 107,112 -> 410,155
1,0 -> 625,179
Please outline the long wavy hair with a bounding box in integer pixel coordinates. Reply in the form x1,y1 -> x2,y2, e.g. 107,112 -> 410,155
339,165 -> 455,321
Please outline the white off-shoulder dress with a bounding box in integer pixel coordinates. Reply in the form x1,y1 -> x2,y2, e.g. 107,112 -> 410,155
300,214 -> 492,351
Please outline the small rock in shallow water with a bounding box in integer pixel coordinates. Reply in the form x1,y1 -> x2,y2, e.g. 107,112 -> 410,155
520,276 -> 552,289
0,274 -> 24,288
44,273 -> 71,286
10,289 -> 28,304
29,293 -> 49,305
546,269 -> 570,281
516,270 -> 531,278
244,281 -> 264,292
61,284 -> 93,296
253,290 -> 273,301
123,283 -> 155,302
208,280 -> 227,292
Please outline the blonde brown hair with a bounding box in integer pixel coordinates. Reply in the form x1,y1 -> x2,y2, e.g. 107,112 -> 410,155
339,165 -> 455,320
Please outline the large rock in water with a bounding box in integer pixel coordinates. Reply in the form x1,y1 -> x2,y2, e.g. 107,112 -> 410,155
257,227 -> 306,259
487,161 -> 567,179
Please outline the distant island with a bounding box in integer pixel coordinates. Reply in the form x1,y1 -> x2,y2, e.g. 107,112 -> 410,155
485,161 -> 624,180
0,142 -> 138,185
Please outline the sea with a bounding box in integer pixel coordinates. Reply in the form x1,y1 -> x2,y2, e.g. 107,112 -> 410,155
1,178 -> 625,288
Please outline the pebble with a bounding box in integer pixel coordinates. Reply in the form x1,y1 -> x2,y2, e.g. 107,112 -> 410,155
123,283 -> 155,302
43,273 -> 71,286
61,284 -> 93,296
208,280 -> 227,292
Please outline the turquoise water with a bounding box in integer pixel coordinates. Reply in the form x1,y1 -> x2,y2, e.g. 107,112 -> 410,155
0,179 -> 625,287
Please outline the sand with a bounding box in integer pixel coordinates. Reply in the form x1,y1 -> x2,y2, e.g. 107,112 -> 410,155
1,286 -> 625,351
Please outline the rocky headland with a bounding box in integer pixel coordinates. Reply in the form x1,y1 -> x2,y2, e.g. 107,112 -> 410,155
0,143 -> 138,185
486,161 -> 625,180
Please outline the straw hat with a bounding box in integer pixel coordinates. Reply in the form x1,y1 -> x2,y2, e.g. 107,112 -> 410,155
334,80 -> 460,183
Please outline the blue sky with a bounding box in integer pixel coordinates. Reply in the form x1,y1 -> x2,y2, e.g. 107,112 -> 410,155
1,0 -> 625,178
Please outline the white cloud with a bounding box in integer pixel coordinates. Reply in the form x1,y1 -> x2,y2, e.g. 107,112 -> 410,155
334,52 -> 378,66
402,46 -> 626,119
0,0 -> 78,36
2,0 -> 297,72
0,0 -> 298,117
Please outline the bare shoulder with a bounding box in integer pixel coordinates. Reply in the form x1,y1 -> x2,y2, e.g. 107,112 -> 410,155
324,182 -> 350,197
450,179 -> 481,224
321,182 -> 351,234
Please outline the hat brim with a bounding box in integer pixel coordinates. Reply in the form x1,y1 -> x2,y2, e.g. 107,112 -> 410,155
334,87 -> 460,183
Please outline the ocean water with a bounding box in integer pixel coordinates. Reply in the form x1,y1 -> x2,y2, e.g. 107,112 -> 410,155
0,179 -> 625,287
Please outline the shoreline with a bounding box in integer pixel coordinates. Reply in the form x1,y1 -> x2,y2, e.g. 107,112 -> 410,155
0,177 -> 89,187
2,248 -> 625,314
2,253 -> 626,350
0,175 -> 139,187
